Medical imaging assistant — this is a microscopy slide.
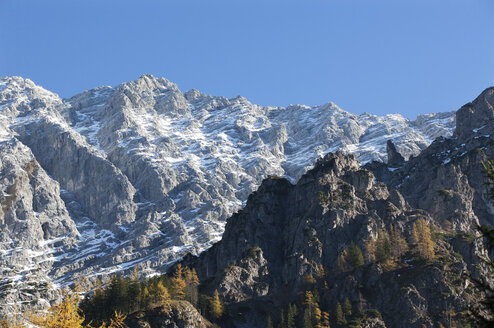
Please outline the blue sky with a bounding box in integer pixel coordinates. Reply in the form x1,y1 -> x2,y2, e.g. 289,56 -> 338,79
1,0 -> 493,118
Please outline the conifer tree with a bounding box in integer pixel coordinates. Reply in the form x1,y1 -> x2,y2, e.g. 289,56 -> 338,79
337,249 -> 349,273
267,316 -> 273,328
280,309 -> 286,328
184,267 -> 200,306
375,230 -> 391,263
210,290 -> 223,320
128,267 -> 141,313
141,286 -> 150,309
343,298 -> 352,317
348,242 -> 364,269
316,264 -> 325,280
287,304 -> 298,328
389,225 -> 409,259
412,218 -> 435,260
335,302 -> 346,327
365,239 -> 376,263
154,281 -> 171,310
320,312 -> 331,328
171,264 -> 187,299
303,309 -> 313,328
312,307 -> 322,326
304,291 -> 314,313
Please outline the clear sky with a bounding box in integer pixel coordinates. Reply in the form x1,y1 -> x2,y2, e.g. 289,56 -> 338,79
1,0 -> 493,118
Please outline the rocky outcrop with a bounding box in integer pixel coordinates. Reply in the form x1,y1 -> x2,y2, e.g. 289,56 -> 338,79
180,151 -> 488,327
125,301 -> 212,328
386,140 -> 405,167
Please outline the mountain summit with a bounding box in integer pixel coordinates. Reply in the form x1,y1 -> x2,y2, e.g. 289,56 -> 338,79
0,75 -> 456,313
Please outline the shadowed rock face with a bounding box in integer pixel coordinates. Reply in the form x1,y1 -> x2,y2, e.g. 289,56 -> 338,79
176,87 -> 494,327
0,74 -> 459,315
386,140 -> 405,167
125,300 -> 212,328
180,152 -> 491,328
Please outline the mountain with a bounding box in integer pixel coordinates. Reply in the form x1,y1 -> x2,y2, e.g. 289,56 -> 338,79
0,75 -> 455,314
176,87 -> 494,327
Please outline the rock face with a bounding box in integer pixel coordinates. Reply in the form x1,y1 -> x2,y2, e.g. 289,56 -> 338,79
367,87 -> 494,232
176,87 -> 494,327
386,140 -> 405,167
126,301 -> 212,328
0,74 -> 456,314
181,152 -> 490,328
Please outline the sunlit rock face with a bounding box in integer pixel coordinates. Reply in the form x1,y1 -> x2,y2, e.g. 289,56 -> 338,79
0,75 -> 455,314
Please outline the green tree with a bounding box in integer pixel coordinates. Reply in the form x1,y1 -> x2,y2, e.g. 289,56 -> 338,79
348,241 -> 364,269
335,302 -> 346,327
303,309 -> 313,328
375,230 -> 391,263
287,304 -> 298,328
343,298 -> 352,317
267,316 -> 273,328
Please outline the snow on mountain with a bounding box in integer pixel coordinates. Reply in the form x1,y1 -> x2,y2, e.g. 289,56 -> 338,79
0,74 -> 455,313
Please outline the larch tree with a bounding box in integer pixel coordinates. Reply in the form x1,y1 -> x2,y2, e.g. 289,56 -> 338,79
210,290 -> 223,320
413,218 -> 435,261
320,311 -> 331,328
155,281 -> 171,311
171,264 -> 187,299
389,225 -> 408,259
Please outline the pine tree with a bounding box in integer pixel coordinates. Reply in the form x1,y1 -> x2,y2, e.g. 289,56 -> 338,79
343,298 -> 352,317
287,304 -> 298,328
210,290 -> 223,320
348,242 -> 364,269
335,302 -> 346,327
375,230 -> 391,263
280,309 -> 286,328
303,309 -> 313,328
267,315 -> 273,328
184,267 -> 200,306
128,267 -> 141,313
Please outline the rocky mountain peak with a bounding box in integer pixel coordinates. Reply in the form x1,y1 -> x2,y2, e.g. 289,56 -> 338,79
0,75 -> 459,317
454,86 -> 494,141
386,139 -> 405,167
